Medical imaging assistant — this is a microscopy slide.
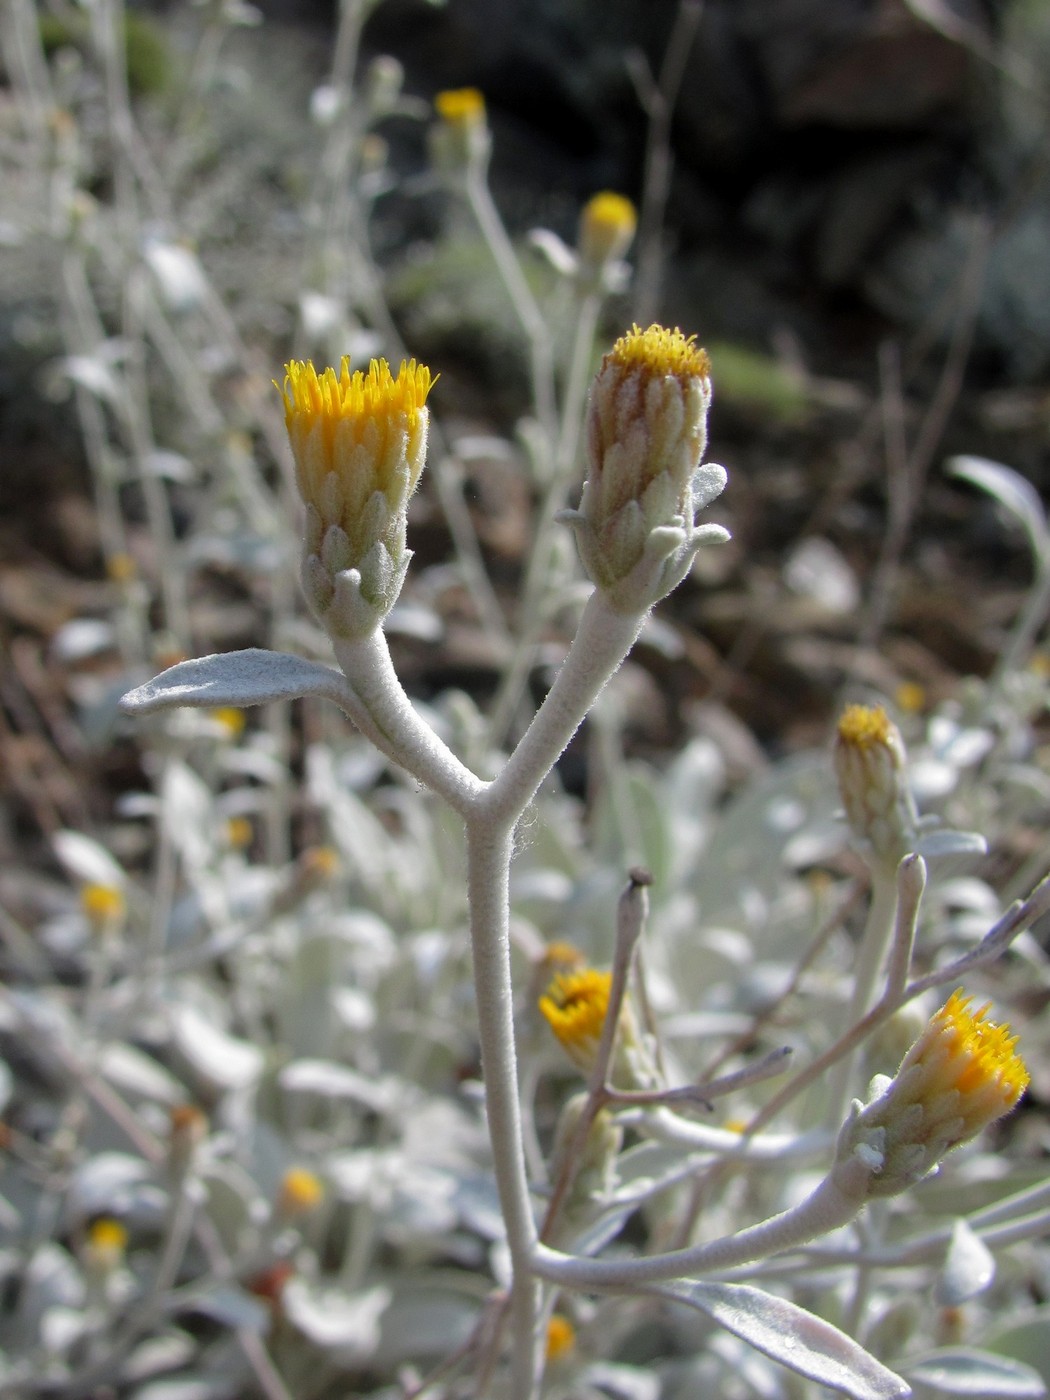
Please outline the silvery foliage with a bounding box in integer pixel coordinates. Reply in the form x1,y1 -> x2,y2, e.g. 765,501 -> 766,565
4,0 -> 1049,1389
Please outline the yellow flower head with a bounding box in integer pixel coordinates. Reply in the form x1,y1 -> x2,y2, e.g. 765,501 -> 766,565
539,968 -> 612,1071
833,703 -> 916,864
278,1166 -> 325,1218
838,989 -> 1029,1198
574,324 -> 725,611
546,1312 -> 577,1362
278,356 -> 434,636
578,191 -> 637,266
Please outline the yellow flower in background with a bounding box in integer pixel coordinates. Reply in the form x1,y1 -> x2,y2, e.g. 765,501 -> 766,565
84,1217 -> 128,1270
80,882 -> 126,930
539,968 -> 612,1072
432,87 -> 490,171
833,703 -> 917,864
278,1166 -> 325,1218
578,191 -> 637,267
278,357 -> 434,637
894,680 -> 926,715
434,87 -> 486,129
225,816 -> 253,850
838,989 -> 1029,1198
211,706 -> 246,740
545,1312 -> 577,1361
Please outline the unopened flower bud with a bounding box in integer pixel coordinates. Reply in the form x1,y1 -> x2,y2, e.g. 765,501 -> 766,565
363,55 -> 403,116
83,1217 -> 128,1273
430,87 -> 490,174
578,191 -> 637,269
80,882 -> 126,934
565,324 -> 729,613
278,357 -> 434,638
545,1312 -> 577,1362
277,1166 -> 325,1219
834,704 -> 917,865
835,990 -> 1028,1199
549,1092 -> 623,1211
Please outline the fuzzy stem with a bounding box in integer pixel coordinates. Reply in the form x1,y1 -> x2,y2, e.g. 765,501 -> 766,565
332,630 -> 485,815
826,856 -> 899,1126
533,1157 -> 871,1290
465,817 -> 543,1399
482,590 -> 645,822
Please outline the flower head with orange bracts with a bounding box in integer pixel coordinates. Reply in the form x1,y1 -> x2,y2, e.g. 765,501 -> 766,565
837,989 -> 1029,1197
278,356 -> 434,637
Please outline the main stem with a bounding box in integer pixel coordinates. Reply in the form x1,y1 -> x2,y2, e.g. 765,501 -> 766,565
466,818 -> 542,1399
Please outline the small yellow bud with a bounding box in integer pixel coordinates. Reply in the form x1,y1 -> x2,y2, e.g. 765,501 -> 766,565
225,816 -> 253,850
431,88 -> 490,171
105,552 -> 137,583
833,703 -> 916,864
278,1167 -> 325,1218
169,1103 -> 208,1173
80,883 -> 126,930
545,1313 -> 577,1362
578,192 -> 637,267
297,844 -> 340,887
84,1217 -> 128,1269
894,681 -> 926,715
278,357 -> 434,637
211,707 -> 246,740
570,324 -> 727,612
434,87 -> 486,128
837,990 -> 1028,1198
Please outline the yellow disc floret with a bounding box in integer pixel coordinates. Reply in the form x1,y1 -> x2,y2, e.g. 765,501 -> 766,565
926,990 -> 1029,1109
606,323 -> 711,382
837,703 -> 894,749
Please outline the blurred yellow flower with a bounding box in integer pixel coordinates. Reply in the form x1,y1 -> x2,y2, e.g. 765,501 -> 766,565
539,968 -> 612,1071
278,1166 -> 325,1217
578,191 -> 637,266
434,87 -> 486,128
545,1312 -> 576,1361
80,882 -> 126,928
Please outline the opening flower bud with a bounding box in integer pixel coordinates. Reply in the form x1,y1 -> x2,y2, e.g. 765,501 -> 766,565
278,357 -> 434,638
836,989 -> 1029,1198
567,324 -> 728,613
